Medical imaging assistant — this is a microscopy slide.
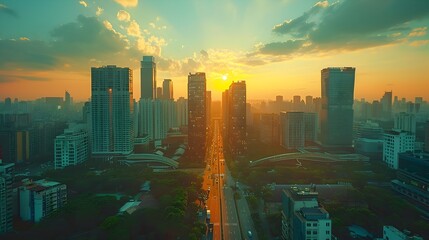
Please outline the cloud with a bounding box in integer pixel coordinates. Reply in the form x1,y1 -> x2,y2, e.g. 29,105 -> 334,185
79,1 -> 88,7
50,15 -> 129,59
127,20 -> 141,37
96,7 -> 104,16
0,4 -> 18,17
0,74 -> 47,83
409,40 -> 429,47
258,0 -> 429,58
114,0 -> 138,8
117,10 -> 130,22
0,39 -> 57,70
408,27 -> 427,37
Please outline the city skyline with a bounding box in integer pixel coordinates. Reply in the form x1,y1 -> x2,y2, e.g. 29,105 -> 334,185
1,0 -> 429,101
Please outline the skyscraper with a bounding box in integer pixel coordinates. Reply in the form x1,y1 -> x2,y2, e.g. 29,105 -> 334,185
141,56 -> 156,100
188,72 -> 207,163
224,81 -> 247,157
280,112 -> 305,149
163,79 -> 173,100
91,65 -> 133,155
380,91 -> 392,120
320,67 -> 355,147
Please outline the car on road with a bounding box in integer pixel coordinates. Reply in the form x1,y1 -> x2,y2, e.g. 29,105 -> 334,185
247,230 -> 253,238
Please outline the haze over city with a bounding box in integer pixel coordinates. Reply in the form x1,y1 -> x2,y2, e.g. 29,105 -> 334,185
1,0 -> 428,101
1,1 -> 429,240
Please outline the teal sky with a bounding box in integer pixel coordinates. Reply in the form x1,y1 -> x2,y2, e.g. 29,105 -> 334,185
1,0 -> 429,101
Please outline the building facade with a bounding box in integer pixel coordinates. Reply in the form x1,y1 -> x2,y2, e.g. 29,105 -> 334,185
0,161 -> 14,233
383,130 -> 415,169
91,65 -> 134,155
19,179 -> 67,223
281,187 -> 331,240
162,79 -> 173,100
223,81 -> 247,157
141,56 -> 156,100
188,73 -> 207,163
394,112 -> 416,134
54,124 -> 89,169
280,112 -> 305,149
320,67 -> 355,147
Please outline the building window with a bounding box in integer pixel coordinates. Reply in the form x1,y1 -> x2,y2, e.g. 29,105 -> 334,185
326,222 -> 330,226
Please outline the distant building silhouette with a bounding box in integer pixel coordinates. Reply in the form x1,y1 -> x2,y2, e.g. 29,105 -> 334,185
162,79 -> 173,100
141,56 -> 156,99
394,112 -> 416,134
280,112 -> 305,149
91,65 -> 133,155
156,87 -> 163,99
188,72 -> 207,163
380,91 -> 392,120
320,67 -> 355,147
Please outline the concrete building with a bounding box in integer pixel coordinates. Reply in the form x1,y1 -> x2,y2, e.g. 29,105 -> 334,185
320,67 -> 355,147
383,130 -> 415,169
392,152 -> 429,209
141,56 -> 156,100
0,161 -> 14,233
281,187 -> 331,240
54,124 -> 89,169
394,112 -> 416,134
280,112 -> 305,149
188,72 -> 207,163
20,179 -> 67,222
354,121 -> 384,160
91,65 -> 134,155
223,81 -> 247,157
162,79 -> 173,100
383,226 -> 423,240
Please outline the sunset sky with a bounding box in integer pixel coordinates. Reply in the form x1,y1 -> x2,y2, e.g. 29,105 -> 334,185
0,0 -> 428,101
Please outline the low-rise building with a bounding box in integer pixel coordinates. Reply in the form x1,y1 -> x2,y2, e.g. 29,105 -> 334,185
383,225 -> 423,240
19,179 -> 67,222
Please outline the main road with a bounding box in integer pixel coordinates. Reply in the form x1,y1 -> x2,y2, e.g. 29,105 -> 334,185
202,119 -> 242,240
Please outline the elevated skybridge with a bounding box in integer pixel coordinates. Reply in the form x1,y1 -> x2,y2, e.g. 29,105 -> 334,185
120,153 -> 179,169
249,152 -> 369,167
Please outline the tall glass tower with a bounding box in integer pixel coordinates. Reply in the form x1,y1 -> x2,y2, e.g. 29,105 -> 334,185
320,67 -> 355,147
91,65 -> 133,155
188,72 -> 207,163
140,56 -> 156,100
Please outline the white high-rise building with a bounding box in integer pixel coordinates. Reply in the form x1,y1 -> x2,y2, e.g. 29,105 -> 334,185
383,130 -> 415,169
54,124 -> 89,170
394,112 -> 416,134
91,65 -> 134,155
139,99 -> 177,141
20,179 -> 67,222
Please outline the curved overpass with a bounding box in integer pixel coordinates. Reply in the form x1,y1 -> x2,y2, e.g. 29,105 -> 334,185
121,153 -> 179,168
249,152 -> 369,167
